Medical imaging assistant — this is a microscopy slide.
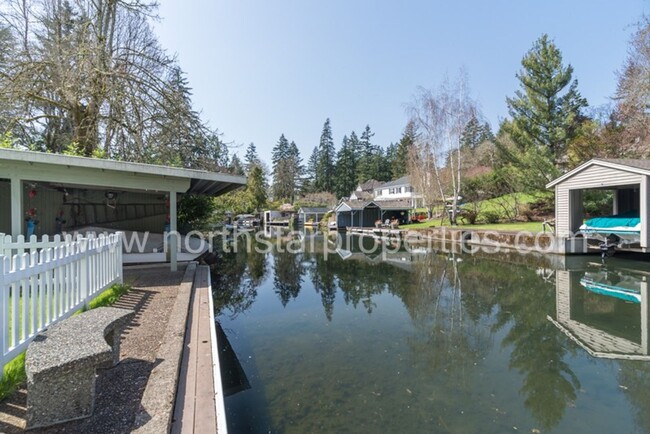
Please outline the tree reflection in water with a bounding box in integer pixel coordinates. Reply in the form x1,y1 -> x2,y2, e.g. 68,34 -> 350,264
473,257 -> 580,430
214,232 -> 584,430
211,236 -> 268,319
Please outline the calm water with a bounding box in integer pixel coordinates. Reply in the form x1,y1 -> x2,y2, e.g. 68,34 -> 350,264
212,231 -> 650,433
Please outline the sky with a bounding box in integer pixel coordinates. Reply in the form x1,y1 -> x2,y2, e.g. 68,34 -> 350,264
154,0 -> 649,166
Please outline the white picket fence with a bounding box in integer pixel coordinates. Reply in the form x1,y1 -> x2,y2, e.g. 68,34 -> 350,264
0,233 -> 82,258
0,232 -> 123,377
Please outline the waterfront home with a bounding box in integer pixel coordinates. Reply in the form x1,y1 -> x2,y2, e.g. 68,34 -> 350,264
373,176 -> 421,207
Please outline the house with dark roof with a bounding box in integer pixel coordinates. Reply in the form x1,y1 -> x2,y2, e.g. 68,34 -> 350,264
356,179 -> 383,193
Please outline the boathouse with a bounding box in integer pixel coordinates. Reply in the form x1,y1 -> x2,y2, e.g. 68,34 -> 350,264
0,148 -> 247,269
297,207 -> 329,226
335,200 -> 412,229
547,159 -> 650,252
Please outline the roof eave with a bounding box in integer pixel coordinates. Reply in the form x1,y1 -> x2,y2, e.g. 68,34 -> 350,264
546,159 -> 650,189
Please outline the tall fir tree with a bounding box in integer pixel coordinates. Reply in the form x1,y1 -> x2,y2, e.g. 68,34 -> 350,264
229,154 -> 245,176
315,118 -> 336,192
385,142 -> 397,180
503,34 -> 587,162
334,135 -> 357,199
244,142 -> 261,174
271,134 -> 290,170
460,116 -> 494,150
393,121 -> 416,179
287,140 -> 304,201
271,134 -> 290,200
271,135 -> 303,202
302,146 -> 320,194
356,125 -> 381,183
247,164 -> 268,211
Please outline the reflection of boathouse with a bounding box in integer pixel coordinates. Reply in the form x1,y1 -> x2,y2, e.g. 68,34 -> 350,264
335,234 -> 429,271
549,269 -> 650,360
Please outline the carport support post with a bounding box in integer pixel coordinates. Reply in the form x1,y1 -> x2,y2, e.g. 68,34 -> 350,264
169,191 -> 178,271
642,281 -> 649,355
642,176 -> 650,250
10,177 -> 22,237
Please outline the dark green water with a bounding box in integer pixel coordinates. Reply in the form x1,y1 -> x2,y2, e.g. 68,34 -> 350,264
212,232 -> 650,433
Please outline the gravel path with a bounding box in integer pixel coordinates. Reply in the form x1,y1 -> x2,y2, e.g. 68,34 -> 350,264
0,264 -> 187,434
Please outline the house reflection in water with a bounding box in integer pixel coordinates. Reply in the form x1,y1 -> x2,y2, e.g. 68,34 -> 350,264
549,267 -> 650,360
334,234 -> 430,271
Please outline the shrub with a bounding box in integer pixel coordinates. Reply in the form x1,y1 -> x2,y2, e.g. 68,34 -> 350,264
462,210 -> 478,225
481,210 -> 501,224
178,194 -> 216,230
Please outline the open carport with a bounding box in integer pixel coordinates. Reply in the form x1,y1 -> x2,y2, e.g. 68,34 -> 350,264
0,148 -> 247,269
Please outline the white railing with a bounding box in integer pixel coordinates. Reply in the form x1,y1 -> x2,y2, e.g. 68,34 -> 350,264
0,232 -> 123,377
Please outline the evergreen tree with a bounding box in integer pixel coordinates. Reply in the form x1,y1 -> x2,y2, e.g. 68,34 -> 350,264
502,34 -> 587,163
271,135 -> 303,202
334,135 -> 357,199
460,116 -> 481,150
229,154 -> 245,176
393,121 -> 416,178
244,142 -> 261,174
247,164 -> 267,211
385,142 -> 397,180
271,134 -> 290,170
302,146 -> 320,194
288,140 -> 304,201
271,134 -> 291,201
348,131 -> 361,169
315,118 -> 336,192
356,125 -> 378,183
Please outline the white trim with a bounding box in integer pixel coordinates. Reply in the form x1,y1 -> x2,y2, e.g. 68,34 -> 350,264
207,271 -> 228,434
335,202 -> 352,212
547,159 -> 650,189
0,148 -> 246,185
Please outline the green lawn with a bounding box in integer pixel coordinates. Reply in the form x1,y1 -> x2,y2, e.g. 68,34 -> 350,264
402,219 -> 545,233
473,192 -> 547,214
405,191 -> 552,232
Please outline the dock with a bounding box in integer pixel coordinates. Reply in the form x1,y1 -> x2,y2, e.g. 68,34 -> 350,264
346,226 -> 405,239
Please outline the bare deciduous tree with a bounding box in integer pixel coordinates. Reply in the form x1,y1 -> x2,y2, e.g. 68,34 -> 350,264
407,71 -> 479,224
0,0 -> 227,169
613,16 -> 650,157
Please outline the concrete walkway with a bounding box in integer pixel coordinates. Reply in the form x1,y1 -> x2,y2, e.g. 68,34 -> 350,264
0,263 -> 198,433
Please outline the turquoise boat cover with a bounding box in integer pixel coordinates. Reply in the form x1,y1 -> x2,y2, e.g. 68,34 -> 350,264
584,210 -> 640,228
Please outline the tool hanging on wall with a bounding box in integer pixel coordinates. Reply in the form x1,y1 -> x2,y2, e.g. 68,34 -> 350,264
25,183 -> 39,237
105,191 -> 118,209
25,208 -> 39,237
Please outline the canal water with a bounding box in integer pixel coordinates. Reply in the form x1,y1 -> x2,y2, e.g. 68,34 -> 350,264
212,231 -> 650,433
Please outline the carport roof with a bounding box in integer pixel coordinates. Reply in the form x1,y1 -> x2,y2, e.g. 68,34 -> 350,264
0,148 -> 247,195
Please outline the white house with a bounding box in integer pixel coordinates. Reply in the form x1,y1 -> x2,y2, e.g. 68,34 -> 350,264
373,176 -> 421,207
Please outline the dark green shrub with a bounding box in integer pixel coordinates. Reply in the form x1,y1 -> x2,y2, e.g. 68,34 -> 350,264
178,194 -> 216,230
